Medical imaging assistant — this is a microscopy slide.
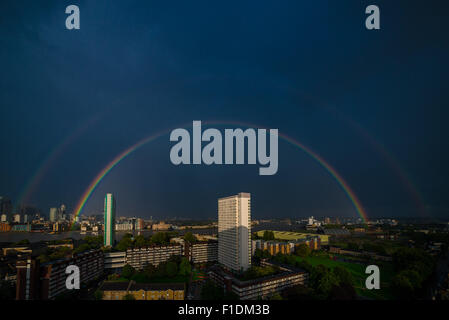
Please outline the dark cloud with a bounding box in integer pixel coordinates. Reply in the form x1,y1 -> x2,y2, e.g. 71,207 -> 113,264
0,0 -> 448,219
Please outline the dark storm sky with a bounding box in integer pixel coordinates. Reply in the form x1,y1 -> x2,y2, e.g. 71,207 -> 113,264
0,0 -> 448,220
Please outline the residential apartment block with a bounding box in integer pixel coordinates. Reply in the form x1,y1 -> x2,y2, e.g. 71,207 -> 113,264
16,249 -> 104,300
125,244 -> 182,270
218,193 -> 251,272
104,251 -> 126,269
185,240 -> 218,264
104,193 -> 116,247
208,261 -> 308,300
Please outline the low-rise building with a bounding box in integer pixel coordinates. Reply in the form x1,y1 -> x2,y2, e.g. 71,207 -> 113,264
126,244 -> 182,270
104,251 -> 126,269
11,224 -> 31,232
185,240 -> 218,264
329,246 -> 392,261
0,222 -> 11,232
116,223 -> 134,231
208,262 -> 308,300
252,236 -> 321,256
2,246 -> 32,256
136,218 -> 145,231
40,249 -> 104,299
152,221 -> 172,231
101,281 -> 184,300
16,249 -> 104,300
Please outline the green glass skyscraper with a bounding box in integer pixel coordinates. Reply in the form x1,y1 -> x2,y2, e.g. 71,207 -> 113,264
104,193 -> 116,247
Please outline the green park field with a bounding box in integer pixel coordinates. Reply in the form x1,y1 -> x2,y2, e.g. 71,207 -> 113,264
295,253 -> 395,299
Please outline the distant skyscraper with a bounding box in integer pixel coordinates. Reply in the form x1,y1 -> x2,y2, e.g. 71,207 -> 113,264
49,208 -> 58,222
59,204 -> 66,220
104,193 -> 116,247
137,218 -> 145,231
0,197 -> 12,221
218,192 -> 251,272
13,214 -> 21,223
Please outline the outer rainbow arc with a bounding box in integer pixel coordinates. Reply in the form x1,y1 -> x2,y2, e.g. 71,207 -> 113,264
71,121 -> 368,229
16,114 -> 102,210
70,130 -> 170,230
279,134 -> 367,222
206,120 -> 368,222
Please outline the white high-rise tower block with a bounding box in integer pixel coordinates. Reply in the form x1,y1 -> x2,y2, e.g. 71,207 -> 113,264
218,192 -> 251,272
104,193 -> 116,247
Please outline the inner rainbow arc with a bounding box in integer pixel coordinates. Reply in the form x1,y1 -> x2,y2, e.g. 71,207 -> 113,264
71,122 -> 368,229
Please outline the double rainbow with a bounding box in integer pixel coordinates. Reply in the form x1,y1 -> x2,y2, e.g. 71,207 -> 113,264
71,121 -> 368,228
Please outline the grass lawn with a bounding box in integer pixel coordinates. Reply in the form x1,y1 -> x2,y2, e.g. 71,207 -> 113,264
295,253 -> 395,299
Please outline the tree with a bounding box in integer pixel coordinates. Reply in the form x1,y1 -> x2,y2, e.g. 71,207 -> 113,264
363,243 -> 387,255
94,289 -> 103,300
143,263 -> 156,277
184,232 -> 196,243
317,271 -> 339,297
347,242 -> 359,251
329,283 -> 357,300
84,235 -> 103,248
391,273 -> 414,299
201,280 -> 225,300
179,257 -> 192,276
295,260 -> 313,273
155,262 -> 168,277
14,239 -> 30,246
282,285 -> 315,300
151,232 -> 170,245
309,264 -> 327,288
393,248 -> 433,278
134,235 -> 147,248
399,269 -> 421,289
254,249 -> 263,259
122,264 -> 136,279
123,294 -> 136,300
108,274 -> 120,281
168,255 -> 182,265
263,231 -> 275,241
269,293 -> 283,300
166,261 -> 178,277
309,265 -> 339,299
391,247 -> 434,299
116,234 -> 134,251
261,249 -> 271,259
131,272 -> 151,283
333,266 -> 353,286
295,244 -> 311,258
73,243 -> 91,254
0,281 -> 15,300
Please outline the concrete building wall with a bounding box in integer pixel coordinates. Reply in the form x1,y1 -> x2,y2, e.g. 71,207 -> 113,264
218,193 -> 251,272
104,193 -> 116,247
